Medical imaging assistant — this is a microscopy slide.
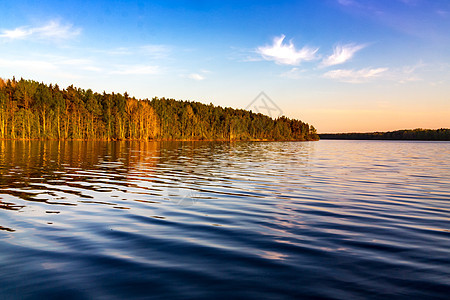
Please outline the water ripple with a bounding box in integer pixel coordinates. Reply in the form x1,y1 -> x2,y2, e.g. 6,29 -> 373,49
0,140 -> 449,299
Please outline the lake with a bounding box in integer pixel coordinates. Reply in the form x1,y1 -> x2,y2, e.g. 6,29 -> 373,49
0,140 -> 449,299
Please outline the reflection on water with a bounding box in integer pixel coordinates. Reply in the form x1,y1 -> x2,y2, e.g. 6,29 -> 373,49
0,140 -> 449,299
0,141 -> 159,211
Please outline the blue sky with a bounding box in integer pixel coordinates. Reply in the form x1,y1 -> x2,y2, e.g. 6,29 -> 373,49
0,0 -> 449,132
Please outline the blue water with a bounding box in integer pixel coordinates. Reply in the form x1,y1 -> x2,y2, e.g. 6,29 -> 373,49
0,140 -> 449,299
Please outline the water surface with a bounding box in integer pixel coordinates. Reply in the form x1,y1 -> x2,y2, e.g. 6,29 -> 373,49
0,140 -> 449,299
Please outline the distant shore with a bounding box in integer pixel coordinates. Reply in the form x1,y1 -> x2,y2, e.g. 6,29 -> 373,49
320,128 -> 450,141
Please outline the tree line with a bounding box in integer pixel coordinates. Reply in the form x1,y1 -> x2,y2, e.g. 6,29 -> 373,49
0,78 -> 318,141
320,129 -> 450,141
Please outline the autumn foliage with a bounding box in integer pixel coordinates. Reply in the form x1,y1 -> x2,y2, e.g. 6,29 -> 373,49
0,78 -> 318,141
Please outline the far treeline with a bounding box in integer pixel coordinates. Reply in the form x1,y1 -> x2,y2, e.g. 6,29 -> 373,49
320,129 -> 450,141
0,78 -> 318,141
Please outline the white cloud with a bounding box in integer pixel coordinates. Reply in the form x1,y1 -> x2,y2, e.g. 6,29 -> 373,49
321,43 -> 366,67
323,67 -> 388,83
110,65 -> 160,75
0,20 -> 80,41
34,21 -> 80,39
0,28 -> 30,39
188,73 -> 205,81
186,69 -> 210,80
257,35 -> 318,65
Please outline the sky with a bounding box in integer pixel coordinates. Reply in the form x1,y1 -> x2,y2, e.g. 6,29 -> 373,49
0,0 -> 449,133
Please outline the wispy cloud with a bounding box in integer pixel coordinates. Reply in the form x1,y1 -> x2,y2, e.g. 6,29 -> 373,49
57,58 -> 102,72
57,58 -> 94,66
0,56 -> 103,75
188,73 -> 205,81
0,53 -> 165,78
186,69 -> 210,81
0,28 -> 30,39
398,0 -> 418,5
321,43 -> 366,67
398,67 -> 420,83
393,61 -> 426,83
336,0 -> 449,41
0,20 -> 81,41
101,45 -> 171,61
436,10 -> 449,17
0,58 -> 83,80
257,35 -> 318,66
110,65 -> 160,75
323,67 -> 388,83
280,67 -> 306,79
228,46 -> 263,62
140,45 -> 171,59
82,66 -> 103,72
337,0 -> 356,6
0,58 -> 58,70
105,47 -> 133,56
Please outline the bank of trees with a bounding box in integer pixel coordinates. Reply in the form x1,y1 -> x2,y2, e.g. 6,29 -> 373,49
320,129 -> 450,141
0,78 -> 318,141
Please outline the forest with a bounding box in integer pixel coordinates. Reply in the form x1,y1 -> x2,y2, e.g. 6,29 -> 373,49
320,129 -> 450,141
0,78 -> 318,141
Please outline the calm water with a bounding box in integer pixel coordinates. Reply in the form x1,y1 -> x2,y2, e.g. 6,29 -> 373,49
0,140 -> 449,299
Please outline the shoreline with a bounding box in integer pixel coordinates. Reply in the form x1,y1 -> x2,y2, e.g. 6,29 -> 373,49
0,138 -> 320,142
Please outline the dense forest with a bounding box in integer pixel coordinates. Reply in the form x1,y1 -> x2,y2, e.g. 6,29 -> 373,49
0,78 -> 318,141
320,129 -> 450,141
